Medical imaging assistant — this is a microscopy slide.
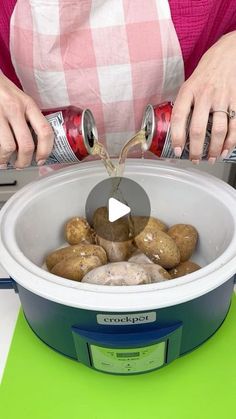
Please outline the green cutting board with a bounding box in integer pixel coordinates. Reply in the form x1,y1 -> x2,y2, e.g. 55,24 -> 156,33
1,296 -> 236,419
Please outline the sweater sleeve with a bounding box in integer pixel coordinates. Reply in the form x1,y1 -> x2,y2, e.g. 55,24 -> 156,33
169,0 -> 236,79
0,0 -> 22,88
1,0 -> 236,85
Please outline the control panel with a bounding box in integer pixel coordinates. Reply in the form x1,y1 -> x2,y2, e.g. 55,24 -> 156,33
90,342 -> 166,373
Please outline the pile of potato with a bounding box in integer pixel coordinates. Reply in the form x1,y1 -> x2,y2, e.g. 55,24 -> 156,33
45,208 -> 201,285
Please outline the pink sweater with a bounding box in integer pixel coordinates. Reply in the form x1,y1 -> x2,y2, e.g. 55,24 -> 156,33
1,0 -> 236,89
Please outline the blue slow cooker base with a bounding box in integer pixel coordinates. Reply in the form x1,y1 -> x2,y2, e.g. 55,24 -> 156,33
21,297 -> 232,375
14,277 -> 235,374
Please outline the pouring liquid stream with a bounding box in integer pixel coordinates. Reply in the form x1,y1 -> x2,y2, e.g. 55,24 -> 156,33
116,128 -> 147,177
91,140 -> 117,176
92,128 -> 147,178
92,129 -> 147,198
91,130 -> 147,239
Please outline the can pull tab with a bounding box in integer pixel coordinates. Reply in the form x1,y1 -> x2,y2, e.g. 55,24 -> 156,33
144,119 -> 152,140
141,104 -> 155,150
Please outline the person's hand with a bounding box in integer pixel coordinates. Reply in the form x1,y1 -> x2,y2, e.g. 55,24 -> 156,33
0,72 -> 54,169
171,31 -> 236,164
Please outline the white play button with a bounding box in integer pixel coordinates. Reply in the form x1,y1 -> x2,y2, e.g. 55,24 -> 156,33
85,177 -> 151,241
108,197 -> 131,222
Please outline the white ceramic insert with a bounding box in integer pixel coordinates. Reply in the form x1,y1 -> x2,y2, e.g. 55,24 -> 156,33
0,160 -> 236,311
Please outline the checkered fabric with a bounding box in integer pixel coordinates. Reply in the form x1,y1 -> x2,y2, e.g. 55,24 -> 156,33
10,0 -> 184,155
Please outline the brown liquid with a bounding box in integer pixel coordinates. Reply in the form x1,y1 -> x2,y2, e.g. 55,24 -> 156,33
92,128 -> 147,178
91,140 -> 117,176
91,131 -> 147,237
116,129 -> 147,177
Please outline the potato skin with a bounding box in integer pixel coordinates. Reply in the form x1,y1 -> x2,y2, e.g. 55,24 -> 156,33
96,236 -> 134,262
93,206 -> 130,241
82,262 -> 151,285
168,224 -> 198,262
65,217 -> 95,245
51,255 -> 102,281
131,216 -> 167,235
134,228 -> 180,269
128,250 -> 153,264
142,264 -> 171,282
169,261 -> 201,279
45,244 -> 107,271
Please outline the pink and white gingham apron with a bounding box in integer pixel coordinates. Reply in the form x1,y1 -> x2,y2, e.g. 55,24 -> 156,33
9,0 -> 184,156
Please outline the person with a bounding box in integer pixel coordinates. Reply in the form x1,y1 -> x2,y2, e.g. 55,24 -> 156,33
0,0 -> 236,169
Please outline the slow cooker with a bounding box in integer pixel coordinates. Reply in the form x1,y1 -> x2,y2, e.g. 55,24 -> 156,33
0,160 -> 236,375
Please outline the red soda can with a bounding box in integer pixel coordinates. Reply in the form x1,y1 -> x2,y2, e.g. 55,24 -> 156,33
43,106 -> 98,164
6,106 -> 98,169
141,102 -> 236,162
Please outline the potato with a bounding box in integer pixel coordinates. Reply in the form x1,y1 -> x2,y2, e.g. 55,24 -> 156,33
142,264 -> 171,282
169,261 -> 201,279
65,217 -> 95,245
51,255 -> 102,281
135,228 -> 180,269
93,206 -> 130,241
96,236 -> 134,262
82,262 -> 151,285
128,250 -> 153,264
45,244 -> 107,271
92,207 -> 108,229
168,224 -> 198,262
131,216 -> 167,236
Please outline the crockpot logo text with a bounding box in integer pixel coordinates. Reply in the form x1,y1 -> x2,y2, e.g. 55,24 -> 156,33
97,312 -> 156,325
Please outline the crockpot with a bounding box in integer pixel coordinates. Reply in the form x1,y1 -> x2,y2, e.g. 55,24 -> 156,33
0,160 -> 236,375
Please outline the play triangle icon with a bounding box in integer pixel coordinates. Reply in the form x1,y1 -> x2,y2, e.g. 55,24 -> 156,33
108,197 -> 130,222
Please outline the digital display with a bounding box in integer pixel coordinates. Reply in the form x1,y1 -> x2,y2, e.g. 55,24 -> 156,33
116,352 -> 140,358
90,342 -> 166,373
